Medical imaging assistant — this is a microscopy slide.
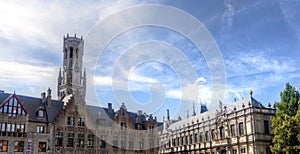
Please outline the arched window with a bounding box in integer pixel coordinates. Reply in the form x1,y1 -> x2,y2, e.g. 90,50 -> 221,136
70,47 -> 73,58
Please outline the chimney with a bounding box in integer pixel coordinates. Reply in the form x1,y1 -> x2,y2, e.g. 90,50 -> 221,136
108,103 -> 112,110
41,92 -> 46,103
137,110 -> 143,116
47,88 -> 52,106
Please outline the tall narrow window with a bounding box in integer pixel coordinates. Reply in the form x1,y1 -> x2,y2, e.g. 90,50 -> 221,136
230,124 -> 236,136
205,131 -> 209,141
264,120 -> 270,134
70,47 -> 73,58
220,126 -> 225,139
87,134 -> 94,148
239,122 -> 244,135
67,133 -> 74,147
55,132 -> 63,147
78,117 -> 85,127
211,129 -> 215,140
77,134 -> 84,147
67,117 -> 74,126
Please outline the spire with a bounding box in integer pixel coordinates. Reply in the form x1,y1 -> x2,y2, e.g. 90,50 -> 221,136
192,102 -> 196,116
167,109 -> 170,121
187,110 -> 189,118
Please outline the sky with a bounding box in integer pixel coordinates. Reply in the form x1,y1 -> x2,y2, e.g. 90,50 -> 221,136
0,0 -> 299,121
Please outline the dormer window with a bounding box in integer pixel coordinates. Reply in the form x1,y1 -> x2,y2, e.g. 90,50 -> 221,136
38,109 -> 45,118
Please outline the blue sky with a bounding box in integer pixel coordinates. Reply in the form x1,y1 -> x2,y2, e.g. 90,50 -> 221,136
0,0 -> 299,120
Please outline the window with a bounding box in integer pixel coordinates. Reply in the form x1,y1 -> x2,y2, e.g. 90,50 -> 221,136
205,131 -> 210,141
78,117 -> 85,127
55,132 -> 63,147
100,140 -> 106,148
87,134 -> 94,148
128,141 -> 133,149
1,123 -> 5,132
14,141 -> 24,152
38,142 -> 47,152
70,47 -> 73,58
220,126 -> 225,139
211,129 -> 215,140
185,136 -> 188,144
238,122 -> 244,135
0,94 -> 26,116
232,149 -> 237,154
0,140 -> 8,152
36,125 -> 45,133
200,133 -> 203,142
190,134 -> 193,143
38,110 -> 45,118
67,133 -> 74,147
121,140 -> 126,149
77,134 -> 84,147
194,133 -> 198,143
67,117 -> 74,126
121,122 -> 126,130
139,141 -> 144,149
230,124 -> 236,136
136,124 -> 143,130
149,125 -> 154,134
264,120 -> 270,134
241,148 -> 246,153
150,139 -> 154,148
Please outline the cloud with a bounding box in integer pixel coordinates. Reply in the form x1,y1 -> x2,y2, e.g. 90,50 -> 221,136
222,0 -> 235,30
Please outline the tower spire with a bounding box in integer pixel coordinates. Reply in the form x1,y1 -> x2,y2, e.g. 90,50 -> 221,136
58,34 -> 85,101
192,102 -> 196,116
187,110 -> 189,118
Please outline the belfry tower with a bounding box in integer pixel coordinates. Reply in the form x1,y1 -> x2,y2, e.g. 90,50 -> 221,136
57,34 -> 86,101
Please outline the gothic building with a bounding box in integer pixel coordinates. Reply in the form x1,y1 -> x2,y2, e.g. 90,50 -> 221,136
159,91 -> 275,154
0,34 -> 160,154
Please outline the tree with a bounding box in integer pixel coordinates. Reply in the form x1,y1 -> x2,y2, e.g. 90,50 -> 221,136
271,83 -> 300,153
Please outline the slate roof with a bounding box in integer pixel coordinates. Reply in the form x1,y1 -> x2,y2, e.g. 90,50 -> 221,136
166,96 -> 266,131
0,92 -> 64,123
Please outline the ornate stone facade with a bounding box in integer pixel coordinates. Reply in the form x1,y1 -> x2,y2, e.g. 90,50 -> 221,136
159,92 -> 275,154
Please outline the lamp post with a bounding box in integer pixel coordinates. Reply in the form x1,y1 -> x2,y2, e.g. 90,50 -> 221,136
47,138 -> 52,154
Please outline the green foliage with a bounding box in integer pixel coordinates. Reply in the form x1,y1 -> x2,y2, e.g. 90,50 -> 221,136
271,83 -> 300,154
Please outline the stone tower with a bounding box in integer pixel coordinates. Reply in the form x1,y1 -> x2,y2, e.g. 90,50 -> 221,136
57,34 -> 86,101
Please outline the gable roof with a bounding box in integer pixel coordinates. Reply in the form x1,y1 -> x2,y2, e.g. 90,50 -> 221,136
0,92 -> 63,123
